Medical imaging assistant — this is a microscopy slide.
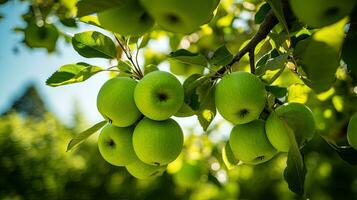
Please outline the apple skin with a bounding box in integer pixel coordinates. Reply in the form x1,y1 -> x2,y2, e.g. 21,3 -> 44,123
134,71 -> 184,121
290,0 -> 356,28
24,22 -> 59,52
347,113 -> 357,150
265,103 -> 315,152
97,0 -> 154,36
97,77 -> 141,127
215,71 -> 266,125
229,120 -> 277,165
133,118 -> 184,166
139,0 -> 215,34
98,124 -> 136,166
126,154 -> 167,179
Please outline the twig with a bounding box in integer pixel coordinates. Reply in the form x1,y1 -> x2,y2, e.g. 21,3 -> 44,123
249,48 -> 256,74
216,9 -> 279,76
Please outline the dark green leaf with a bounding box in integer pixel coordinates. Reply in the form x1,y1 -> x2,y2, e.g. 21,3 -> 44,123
255,3 -> 271,24
209,45 -> 233,66
46,63 -> 103,87
183,74 -> 210,111
196,83 -> 216,131
266,85 -> 287,98
282,120 -> 306,196
256,53 -> 288,76
321,136 -> 357,165
207,172 -> 223,188
169,49 -> 208,67
266,0 -> 289,33
67,121 -> 107,151
72,31 -> 117,59
76,0 -> 125,17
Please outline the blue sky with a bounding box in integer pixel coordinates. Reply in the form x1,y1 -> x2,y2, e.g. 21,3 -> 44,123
0,1 -> 109,125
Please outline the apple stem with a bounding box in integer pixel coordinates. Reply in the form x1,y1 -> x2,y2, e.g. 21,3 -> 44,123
114,35 -> 144,79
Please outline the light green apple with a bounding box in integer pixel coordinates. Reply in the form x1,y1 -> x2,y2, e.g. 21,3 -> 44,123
290,0 -> 356,28
126,154 -> 167,179
24,22 -> 59,52
97,0 -> 154,36
139,0 -> 215,34
265,103 -> 316,152
222,142 -> 238,169
97,77 -> 141,127
134,71 -> 184,121
173,160 -> 204,188
97,124 -> 136,166
347,113 -> 357,150
215,71 -> 266,125
229,120 -> 277,165
133,118 -> 184,166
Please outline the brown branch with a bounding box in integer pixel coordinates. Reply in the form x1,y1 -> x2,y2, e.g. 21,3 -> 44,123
216,9 -> 279,76
249,48 -> 256,74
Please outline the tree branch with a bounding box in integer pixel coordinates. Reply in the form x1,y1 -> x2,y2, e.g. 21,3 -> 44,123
216,9 -> 278,76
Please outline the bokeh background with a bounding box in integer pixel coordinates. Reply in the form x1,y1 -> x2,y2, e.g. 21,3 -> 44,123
1,0 -> 357,199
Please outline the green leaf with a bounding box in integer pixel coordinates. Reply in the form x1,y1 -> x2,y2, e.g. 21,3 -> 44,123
116,60 -> 133,77
79,16 -> 101,28
67,121 -> 107,151
76,0 -> 125,17
266,85 -> 287,98
321,136 -> 357,165
255,3 -> 271,24
72,31 -> 117,59
266,0 -> 289,34
196,83 -> 216,131
169,49 -> 208,67
46,63 -> 103,87
282,120 -> 306,196
183,74 -> 210,111
209,45 -> 233,66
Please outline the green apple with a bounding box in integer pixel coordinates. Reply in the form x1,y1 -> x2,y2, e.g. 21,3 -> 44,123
222,142 -> 238,169
169,60 -> 204,77
97,0 -> 154,36
290,0 -> 356,28
133,118 -> 184,166
229,120 -> 277,165
139,0 -> 215,34
347,113 -> 357,150
134,71 -> 184,121
126,154 -> 167,179
265,103 -> 315,152
24,22 -> 59,52
98,124 -> 136,166
215,71 -> 266,125
97,77 -> 141,127
173,160 -> 204,187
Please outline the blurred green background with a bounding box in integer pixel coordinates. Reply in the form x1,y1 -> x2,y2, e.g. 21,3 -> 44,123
1,0 -> 357,199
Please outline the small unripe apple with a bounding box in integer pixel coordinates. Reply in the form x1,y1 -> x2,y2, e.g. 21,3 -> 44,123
229,120 -> 277,165
215,71 -> 266,125
126,154 -> 167,179
97,0 -> 154,36
97,77 -> 141,127
265,103 -> 315,152
140,0 -> 216,33
347,113 -> 357,150
290,0 -> 356,28
173,160 -> 204,187
24,22 -> 59,52
134,71 -> 184,121
97,124 -> 136,166
133,118 -> 184,166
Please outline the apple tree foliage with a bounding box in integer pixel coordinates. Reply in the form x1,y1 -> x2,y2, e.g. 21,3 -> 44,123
2,0 -> 357,197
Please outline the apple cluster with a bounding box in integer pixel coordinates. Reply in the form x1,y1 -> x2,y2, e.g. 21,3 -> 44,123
96,71 -> 185,179
97,0 -> 220,35
216,72 -> 316,165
